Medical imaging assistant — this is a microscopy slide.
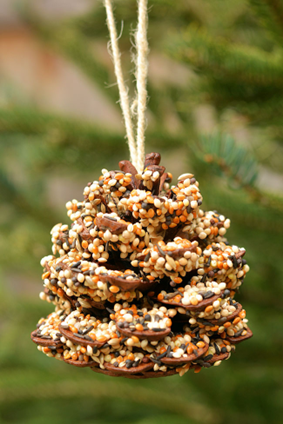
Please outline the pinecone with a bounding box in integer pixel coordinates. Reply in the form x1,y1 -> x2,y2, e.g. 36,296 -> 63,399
31,153 -> 252,378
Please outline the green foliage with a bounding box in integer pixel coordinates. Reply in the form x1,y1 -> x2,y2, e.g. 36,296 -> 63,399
169,26 -> 283,87
195,132 -> 259,188
1,1 -> 283,423
249,0 -> 283,43
166,3 -> 283,161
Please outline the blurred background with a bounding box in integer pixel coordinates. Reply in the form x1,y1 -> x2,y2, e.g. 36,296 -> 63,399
0,0 -> 283,423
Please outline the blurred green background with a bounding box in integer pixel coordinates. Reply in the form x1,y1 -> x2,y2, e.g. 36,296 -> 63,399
1,1 -> 283,423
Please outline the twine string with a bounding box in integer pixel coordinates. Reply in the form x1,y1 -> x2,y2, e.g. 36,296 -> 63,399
135,0 -> 148,173
104,0 -> 138,167
104,0 -> 149,173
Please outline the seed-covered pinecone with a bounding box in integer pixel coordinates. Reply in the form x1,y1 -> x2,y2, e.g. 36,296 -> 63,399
31,153 -> 252,378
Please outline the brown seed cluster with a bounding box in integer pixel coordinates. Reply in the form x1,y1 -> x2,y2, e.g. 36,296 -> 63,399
32,153 -> 252,378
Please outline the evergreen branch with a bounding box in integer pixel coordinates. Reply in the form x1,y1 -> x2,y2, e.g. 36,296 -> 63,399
196,76 -> 283,110
0,167 -> 58,227
168,26 -> 283,87
0,370 -> 216,423
200,81 -> 283,125
194,132 -> 283,212
263,0 -> 283,33
191,80 -> 283,144
201,184 -> 283,235
249,0 -> 283,43
196,132 -> 258,188
0,107 -> 187,151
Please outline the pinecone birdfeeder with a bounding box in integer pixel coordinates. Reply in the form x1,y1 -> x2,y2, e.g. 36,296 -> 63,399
31,153 -> 252,378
